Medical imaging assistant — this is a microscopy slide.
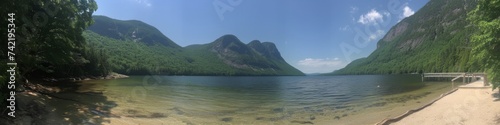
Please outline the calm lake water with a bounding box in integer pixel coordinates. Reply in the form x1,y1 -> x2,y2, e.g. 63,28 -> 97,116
76,75 -> 458,124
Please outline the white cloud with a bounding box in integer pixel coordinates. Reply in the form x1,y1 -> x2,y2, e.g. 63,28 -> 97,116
358,9 -> 384,25
350,6 -> 358,14
383,12 -> 391,17
296,58 -> 346,73
132,0 -> 152,7
369,30 -> 385,41
339,25 -> 350,31
402,6 -> 415,18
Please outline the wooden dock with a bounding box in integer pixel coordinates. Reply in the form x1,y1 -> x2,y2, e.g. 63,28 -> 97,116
422,73 -> 488,86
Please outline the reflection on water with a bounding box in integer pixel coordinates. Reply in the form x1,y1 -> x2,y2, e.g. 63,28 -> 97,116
78,75 -> 457,124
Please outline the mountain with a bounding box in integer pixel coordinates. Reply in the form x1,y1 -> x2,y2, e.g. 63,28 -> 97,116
88,15 -> 180,48
183,35 -> 304,75
85,16 -> 304,76
248,40 -> 285,60
330,0 -> 479,75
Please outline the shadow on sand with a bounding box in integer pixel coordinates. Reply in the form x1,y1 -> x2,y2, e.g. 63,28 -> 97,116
1,81 -> 117,125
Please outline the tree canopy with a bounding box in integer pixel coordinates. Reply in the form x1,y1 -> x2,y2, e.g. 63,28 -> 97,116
0,0 -> 108,110
468,0 -> 500,90
0,0 -> 107,79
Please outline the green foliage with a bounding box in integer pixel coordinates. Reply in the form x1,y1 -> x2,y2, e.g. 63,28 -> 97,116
0,0 -> 109,109
0,0 -> 108,79
185,39 -> 304,76
330,0 -> 480,75
468,0 -> 500,89
85,16 -> 303,76
88,15 -> 180,48
81,45 -> 112,76
84,30 -> 304,76
84,31 -> 188,75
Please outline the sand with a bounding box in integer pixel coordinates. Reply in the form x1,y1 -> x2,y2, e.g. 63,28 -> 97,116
391,80 -> 500,125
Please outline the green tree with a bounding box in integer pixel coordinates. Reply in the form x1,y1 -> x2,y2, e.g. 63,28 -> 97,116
1,0 -> 98,78
468,0 -> 500,90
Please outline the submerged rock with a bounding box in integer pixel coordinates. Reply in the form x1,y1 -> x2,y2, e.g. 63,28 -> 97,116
126,109 -> 139,114
365,102 -> 387,108
170,107 -> 185,115
272,107 -> 284,113
334,116 -> 341,120
291,120 -> 314,124
303,107 -> 311,111
255,117 -> 265,120
150,113 -> 167,118
315,109 -> 324,113
309,115 -> 316,120
255,115 -> 289,122
221,117 -> 233,122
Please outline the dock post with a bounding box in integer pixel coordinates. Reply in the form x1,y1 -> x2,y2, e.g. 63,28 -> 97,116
463,74 -> 465,84
421,74 -> 424,82
484,74 -> 488,86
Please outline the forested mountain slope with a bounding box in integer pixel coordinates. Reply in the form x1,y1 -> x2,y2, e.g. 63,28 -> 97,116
85,16 -> 304,76
183,35 -> 304,75
332,0 -> 479,75
89,16 -> 180,48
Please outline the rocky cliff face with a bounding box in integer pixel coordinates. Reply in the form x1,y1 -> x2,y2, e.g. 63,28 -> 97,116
332,0 -> 479,74
211,35 -> 254,58
208,35 -> 283,70
248,40 -> 284,61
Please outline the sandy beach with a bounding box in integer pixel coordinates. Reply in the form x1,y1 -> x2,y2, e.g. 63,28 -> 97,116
391,80 -> 500,125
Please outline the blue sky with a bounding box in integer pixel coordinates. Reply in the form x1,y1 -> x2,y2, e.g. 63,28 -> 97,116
93,0 -> 429,74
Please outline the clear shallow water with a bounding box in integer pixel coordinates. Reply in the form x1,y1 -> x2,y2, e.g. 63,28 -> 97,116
78,75 -> 457,124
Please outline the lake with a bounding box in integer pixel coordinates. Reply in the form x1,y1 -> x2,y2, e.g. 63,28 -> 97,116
75,75 -> 458,124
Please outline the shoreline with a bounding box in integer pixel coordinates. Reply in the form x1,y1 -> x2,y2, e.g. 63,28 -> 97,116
375,88 -> 459,125
380,80 -> 500,125
49,72 -> 129,82
0,72 -> 129,125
